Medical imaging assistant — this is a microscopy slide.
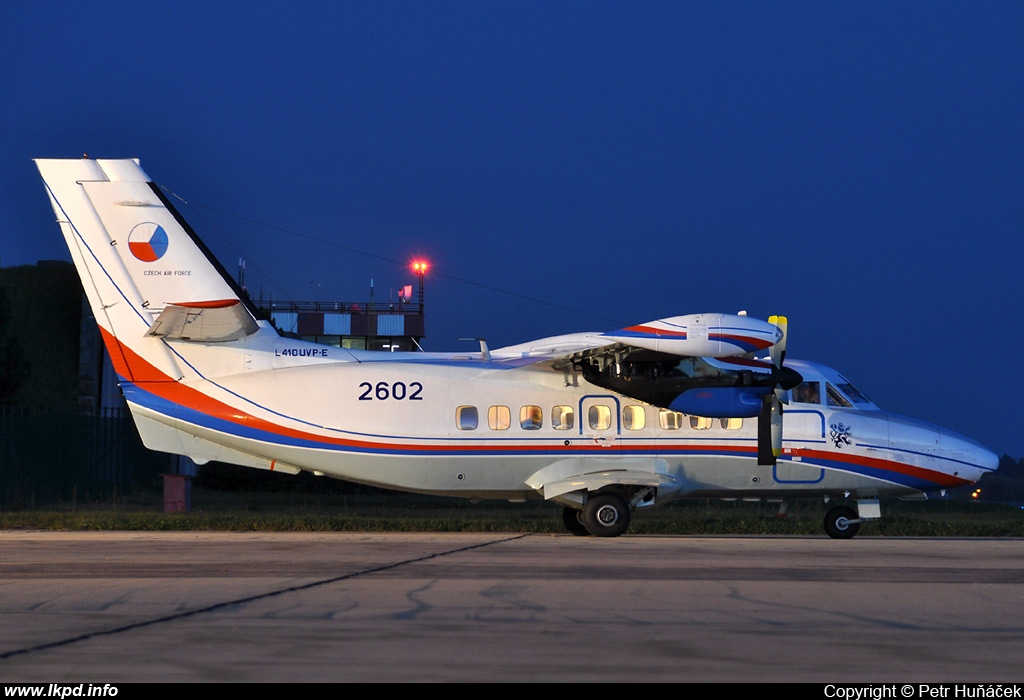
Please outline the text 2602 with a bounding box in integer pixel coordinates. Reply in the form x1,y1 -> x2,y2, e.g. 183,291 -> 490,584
357,381 -> 424,401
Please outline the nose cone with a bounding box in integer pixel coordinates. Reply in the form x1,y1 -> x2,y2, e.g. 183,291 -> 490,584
888,413 -> 999,484
942,429 -> 999,474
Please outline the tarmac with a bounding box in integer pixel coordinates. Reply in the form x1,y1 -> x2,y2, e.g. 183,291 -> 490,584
1,532 -> 1022,682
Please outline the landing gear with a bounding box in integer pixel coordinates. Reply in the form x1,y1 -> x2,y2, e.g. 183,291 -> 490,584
581,492 -> 631,537
558,494 -> 631,537
561,506 -> 589,536
823,505 -> 860,539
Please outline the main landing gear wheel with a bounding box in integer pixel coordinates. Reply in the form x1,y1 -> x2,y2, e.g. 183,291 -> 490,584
582,493 -> 631,538
824,505 -> 860,539
561,506 -> 589,536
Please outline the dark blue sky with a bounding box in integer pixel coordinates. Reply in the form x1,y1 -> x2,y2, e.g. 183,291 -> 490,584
2,2 -> 1021,458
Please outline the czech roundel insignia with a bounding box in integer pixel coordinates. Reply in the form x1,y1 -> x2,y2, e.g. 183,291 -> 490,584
128,222 -> 169,262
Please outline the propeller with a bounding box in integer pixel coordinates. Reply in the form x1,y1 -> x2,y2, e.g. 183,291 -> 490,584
758,316 -> 800,466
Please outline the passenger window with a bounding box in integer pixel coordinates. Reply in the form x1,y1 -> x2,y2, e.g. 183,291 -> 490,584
588,405 -> 612,430
659,409 -> 682,430
457,406 -> 478,430
623,405 -> 645,430
552,405 -> 574,430
791,382 -> 821,404
689,416 -> 713,430
826,383 -> 853,408
488,405 -> 511,430
720,417 -> 742,430
520,405 -> 543,430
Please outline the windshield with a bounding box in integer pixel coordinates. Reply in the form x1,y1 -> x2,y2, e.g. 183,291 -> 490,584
835,375 -> 872,404
791,381 -> 820,404
826,383 -> 853,408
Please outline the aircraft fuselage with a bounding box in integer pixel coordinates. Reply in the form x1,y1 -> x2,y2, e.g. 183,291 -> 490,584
121,328 -> 993,503
34,157 -> 999,538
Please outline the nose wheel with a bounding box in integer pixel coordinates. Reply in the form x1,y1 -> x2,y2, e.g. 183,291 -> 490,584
823,505 -> 860,539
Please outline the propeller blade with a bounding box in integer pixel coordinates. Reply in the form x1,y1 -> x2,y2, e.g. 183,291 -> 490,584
776,365 -> 804,391
757,394 -> 776,465
759,316 -> 790,465
770,392 -> 784,458
768,315 -> 787,369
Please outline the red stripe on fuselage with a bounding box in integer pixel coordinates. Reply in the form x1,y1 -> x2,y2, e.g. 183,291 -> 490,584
795,447 -> 972,489
100,327 -> 171,383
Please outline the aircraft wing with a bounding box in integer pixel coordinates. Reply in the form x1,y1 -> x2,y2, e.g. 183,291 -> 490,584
495,312 -> 799,467
492,312 -> 782,367
489,312 -> 794,419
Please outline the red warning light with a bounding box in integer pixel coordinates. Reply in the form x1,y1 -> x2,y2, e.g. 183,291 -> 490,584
410,260 -> 428,311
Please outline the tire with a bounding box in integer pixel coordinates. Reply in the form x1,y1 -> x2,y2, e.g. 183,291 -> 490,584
582,493 -> 631,538
824,505 -> 860,539
561,506 -> 589,536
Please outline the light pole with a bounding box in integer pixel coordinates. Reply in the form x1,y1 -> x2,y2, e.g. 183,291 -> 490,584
411,260 -> 428,313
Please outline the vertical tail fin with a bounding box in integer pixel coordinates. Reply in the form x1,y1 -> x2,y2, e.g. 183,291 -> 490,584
34,158 -> 258,383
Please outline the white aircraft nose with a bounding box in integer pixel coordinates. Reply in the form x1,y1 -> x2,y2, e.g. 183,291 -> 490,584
937,427 -> 1000,478
887,413 -> 999,483
964,436 -> 999,471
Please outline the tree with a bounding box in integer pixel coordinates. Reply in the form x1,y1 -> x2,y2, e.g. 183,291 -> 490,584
0,283 -> 27,404
0,262 -> 82,411
976,455 -> 1024,502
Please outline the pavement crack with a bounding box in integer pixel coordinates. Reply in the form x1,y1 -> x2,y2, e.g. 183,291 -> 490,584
0,533 -> 529,661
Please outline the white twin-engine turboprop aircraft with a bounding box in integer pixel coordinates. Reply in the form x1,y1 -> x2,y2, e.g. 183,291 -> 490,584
35,157 -> 999,538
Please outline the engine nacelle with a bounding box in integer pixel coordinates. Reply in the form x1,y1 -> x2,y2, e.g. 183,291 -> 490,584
668,386 -> 770,418
604,313 -> 782,358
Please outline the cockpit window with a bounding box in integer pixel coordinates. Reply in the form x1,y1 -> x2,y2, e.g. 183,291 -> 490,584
835,375 -> 872,404
791,381 -> 821,405
826,383 -> 853,408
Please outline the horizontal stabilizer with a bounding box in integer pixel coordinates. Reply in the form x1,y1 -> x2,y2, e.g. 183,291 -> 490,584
147,300 -> 258,342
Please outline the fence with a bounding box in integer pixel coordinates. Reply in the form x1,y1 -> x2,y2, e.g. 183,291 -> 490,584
0,405 -> 169,507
